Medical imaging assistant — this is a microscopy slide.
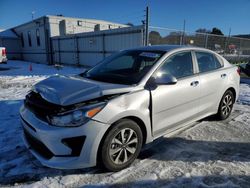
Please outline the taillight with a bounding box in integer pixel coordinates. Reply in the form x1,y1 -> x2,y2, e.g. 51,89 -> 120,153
237,67 -> 241,76
2,48 -> 6,56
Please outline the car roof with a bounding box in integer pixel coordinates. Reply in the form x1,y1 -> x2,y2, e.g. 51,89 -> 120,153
128,45 -> 208,53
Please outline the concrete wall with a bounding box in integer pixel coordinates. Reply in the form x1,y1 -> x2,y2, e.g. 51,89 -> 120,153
52,25 -> 144,67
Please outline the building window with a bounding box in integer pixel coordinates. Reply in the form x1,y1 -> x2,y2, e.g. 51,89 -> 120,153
77,20 -> 82,26
36,29 -> 40,46
28,31 -> 32,47
94,24 -> 100,31
20,33 -> 24,47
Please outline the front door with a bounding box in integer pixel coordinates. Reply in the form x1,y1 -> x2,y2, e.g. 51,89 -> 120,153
151,51 -> 201,137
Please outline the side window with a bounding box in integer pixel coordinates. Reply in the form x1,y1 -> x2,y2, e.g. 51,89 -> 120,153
196,52 -> 222,73
214,55 -> 223,68
159,51 -> 193,79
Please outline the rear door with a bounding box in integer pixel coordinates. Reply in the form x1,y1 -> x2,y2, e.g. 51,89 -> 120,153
151,51 -> 201,137
194,51 -> 227,115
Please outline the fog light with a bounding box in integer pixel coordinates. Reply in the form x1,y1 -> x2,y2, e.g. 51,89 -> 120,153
61,136 -> 86,156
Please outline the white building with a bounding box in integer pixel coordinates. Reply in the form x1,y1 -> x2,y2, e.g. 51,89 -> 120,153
0,15 -> 129,64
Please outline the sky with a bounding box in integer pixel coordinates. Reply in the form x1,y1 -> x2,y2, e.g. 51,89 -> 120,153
0,0 -> 249,35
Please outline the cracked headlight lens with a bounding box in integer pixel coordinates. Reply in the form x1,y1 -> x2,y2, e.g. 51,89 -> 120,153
49,104 -> 105,127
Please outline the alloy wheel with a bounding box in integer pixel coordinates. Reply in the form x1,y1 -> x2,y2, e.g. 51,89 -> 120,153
109,128 -> 138,165
221,94 -> 233,116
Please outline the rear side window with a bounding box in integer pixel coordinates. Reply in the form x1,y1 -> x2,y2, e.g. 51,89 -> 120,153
196,52 -> 222,73
159,51 -> 194,79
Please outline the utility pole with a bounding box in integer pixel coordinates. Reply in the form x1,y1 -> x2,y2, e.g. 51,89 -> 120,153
205,33 -> 208,48
228,28 -> 232,54
180,19 -> 186,45
224,27 -> 231,53
145,6 -> 149,46
228,27 -> 231,38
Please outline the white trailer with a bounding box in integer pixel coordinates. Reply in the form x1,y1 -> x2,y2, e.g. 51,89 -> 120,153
0,47 -> 7,63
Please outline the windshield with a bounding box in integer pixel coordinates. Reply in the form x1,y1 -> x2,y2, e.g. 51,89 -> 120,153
82,50 -> 165,85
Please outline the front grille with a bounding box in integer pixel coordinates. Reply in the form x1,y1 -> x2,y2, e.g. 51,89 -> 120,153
24,92 -> 63,122
24,129 -> 54,159
25,91 -> 62,114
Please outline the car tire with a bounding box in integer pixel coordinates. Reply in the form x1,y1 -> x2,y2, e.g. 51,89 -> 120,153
217,90 -> 234,120
100,119 -> 143,172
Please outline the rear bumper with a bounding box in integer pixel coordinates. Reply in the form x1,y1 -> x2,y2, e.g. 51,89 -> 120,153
20,105 -> 110,169
0,57 -> 7,63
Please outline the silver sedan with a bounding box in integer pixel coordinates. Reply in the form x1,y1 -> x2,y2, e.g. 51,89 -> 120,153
20,45 -> 240,171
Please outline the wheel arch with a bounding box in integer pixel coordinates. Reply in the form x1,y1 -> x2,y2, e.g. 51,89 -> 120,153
225,87 -> 237,103
216,86 -> 237,111
216,87 -> 236,120
96,116 -> 147,166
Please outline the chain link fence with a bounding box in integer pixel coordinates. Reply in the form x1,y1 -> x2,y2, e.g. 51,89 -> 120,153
148,26 -> 250,63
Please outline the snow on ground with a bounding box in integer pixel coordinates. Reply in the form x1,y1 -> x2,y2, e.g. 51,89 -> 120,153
0,61 -> 250,188
0,60 -> 84,76
0,61 -> 83,101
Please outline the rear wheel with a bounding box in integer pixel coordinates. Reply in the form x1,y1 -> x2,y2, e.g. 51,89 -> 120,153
217,90 -> 234,120
100,119 -> 143,171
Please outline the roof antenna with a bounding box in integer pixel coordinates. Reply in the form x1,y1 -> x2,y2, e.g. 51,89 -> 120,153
31,11 -> 35,20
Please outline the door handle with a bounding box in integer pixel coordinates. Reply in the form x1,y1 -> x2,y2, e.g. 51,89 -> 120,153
221,73 -> 227,78
190,81 -> 199,87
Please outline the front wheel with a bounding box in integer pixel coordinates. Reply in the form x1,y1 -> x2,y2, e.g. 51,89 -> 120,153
217,90 -> 234,120
100,119 -> 143,171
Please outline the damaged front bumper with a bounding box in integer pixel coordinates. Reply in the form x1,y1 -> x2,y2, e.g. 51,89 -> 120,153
20,105 -> 110,169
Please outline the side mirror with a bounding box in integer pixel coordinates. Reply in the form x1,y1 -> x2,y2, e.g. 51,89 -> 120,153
154,73 -> 177,85
146,73 -> 177,89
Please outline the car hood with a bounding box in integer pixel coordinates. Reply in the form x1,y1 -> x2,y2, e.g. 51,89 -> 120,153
32,75 -> 134,106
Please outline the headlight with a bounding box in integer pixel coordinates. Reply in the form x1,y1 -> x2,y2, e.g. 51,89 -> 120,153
49,103 -> 105,127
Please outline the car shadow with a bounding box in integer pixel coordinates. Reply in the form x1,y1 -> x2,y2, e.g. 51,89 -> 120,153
139,137 -> 250,163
